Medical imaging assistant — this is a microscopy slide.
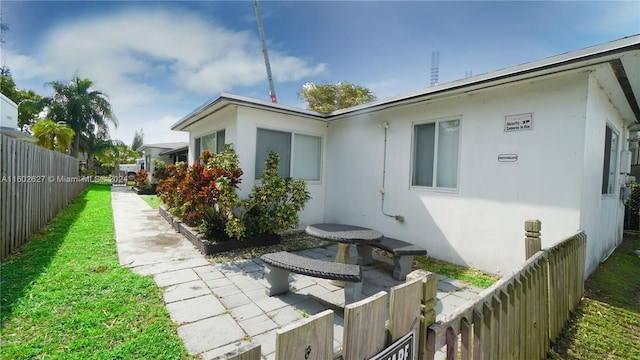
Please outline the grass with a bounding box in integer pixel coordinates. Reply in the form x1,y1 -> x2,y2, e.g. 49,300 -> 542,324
140,194 -> 163,209
548,232 -> 640,359
1,184 -> 193,360
413,255 -> 499,289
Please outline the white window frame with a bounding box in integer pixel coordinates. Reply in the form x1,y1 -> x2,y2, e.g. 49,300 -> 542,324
602,123 -> 619,195
411,116 -> 461,191
255,127 -> 322,182
195,129 -> 225,161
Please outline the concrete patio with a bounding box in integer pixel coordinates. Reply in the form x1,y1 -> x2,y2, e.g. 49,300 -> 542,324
111,186 -> 483,359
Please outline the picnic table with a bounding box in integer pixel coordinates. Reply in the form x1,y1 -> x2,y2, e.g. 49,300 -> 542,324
305,223 -> 383,284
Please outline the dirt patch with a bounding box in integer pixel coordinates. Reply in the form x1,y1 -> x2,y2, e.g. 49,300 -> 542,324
206,232 -> 331,264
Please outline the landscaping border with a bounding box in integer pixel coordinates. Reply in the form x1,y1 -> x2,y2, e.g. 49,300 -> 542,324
158,206 -> 281,255
132,186 -> 156,195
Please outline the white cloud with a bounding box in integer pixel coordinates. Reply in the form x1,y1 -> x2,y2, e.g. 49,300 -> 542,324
31,8 -> 326,97
110,115 -> 187,147
7,7 -> 327,144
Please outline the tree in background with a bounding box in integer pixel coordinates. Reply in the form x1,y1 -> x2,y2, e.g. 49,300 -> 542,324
0,67 -> 18,100
300,81 -> 377,113
95,142 -> 139,172
131,127 -> 144,155
81,129 -> 115,173
44,76 -> 117,158
31,119 -> 75,153
0,68 -> 44,131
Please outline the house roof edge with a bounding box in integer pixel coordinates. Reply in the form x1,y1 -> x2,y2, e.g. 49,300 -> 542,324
327,34 -> 640,119
171,92 -> 326,131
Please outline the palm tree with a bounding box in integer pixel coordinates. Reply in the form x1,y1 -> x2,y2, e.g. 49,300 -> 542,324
31,119 -> 75,153
45,76 -> 117,157
82,129 -> 116,172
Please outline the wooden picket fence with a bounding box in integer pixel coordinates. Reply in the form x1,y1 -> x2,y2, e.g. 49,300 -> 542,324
214,221 -> 586,360
275,274 -> 430,360
425,224 -> 586,360
1,135 -> 90,260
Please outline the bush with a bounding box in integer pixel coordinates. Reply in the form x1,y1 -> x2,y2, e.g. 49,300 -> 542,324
133,169 -> 152,190
625,183 -> 640,230
242,151 -> 311,237
156,147 -> 244,240
155,147 -> 311,241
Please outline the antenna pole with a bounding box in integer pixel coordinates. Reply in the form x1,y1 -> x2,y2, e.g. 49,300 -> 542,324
430,51 -> 440,86
254,0 -> 277,103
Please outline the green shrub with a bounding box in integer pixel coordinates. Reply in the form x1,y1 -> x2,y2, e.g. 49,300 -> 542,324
133,169 -> 152,190
241,151 -> 311,237
155,147 -> 311,241
155,160 -> 188,211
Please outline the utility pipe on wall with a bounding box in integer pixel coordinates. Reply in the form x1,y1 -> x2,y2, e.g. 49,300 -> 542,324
380,121 -> 405,223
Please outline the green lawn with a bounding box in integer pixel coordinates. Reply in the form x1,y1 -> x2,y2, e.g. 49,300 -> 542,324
1,184 -> 192,359
549,232 -> 640,359
414,255 -> 499,289
139,194 -> 163,209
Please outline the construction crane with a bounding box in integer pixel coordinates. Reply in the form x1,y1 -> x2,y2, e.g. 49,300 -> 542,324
254,0 -> 277,103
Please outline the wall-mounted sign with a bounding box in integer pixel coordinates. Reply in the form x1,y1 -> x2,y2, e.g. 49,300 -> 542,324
498,154 -> 518,162
369,330 -> 414,360
505,113 -> 533,132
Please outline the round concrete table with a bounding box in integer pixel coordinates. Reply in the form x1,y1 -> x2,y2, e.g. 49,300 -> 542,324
305,223 -> 383,285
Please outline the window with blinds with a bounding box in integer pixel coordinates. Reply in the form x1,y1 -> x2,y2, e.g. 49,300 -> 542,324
255,128 -> 322,181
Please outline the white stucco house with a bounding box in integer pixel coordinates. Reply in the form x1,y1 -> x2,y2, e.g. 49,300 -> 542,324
172,35 -> 640,277
0,94 -> 37,143
137,142 -> 188,183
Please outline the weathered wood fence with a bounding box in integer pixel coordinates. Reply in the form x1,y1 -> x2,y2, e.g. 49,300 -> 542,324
217,220 -> 586,360
1,135 -> 90,260
425,221 -> 586,360
277,275 -> 429,360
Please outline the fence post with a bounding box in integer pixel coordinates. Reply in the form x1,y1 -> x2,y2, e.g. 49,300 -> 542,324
406,269 -> 437,360
275,309 -> 334,360
525,219 -> 542,260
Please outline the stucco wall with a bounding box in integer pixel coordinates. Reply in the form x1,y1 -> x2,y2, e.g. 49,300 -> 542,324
1,94 -> 18,129
188,106 -> 238,164
145,147 -> 171,183
325,71 -> 590,275
580,67 -> 627,277
235,107 -> 327,228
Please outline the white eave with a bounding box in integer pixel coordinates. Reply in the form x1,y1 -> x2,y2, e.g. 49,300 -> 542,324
137,142 -> 188,152
171,93 -> 326,131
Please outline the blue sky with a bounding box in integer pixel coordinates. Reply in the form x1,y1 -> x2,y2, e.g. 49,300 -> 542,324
2,1 -> 639,145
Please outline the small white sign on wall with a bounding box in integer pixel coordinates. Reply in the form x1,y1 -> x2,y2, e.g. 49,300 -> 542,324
505,113 -> 533,132
498,154 -> 518,163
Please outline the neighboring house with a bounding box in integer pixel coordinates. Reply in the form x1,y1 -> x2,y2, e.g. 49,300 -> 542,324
172,35 -> 640,277
160,144 -> 188,164
0,94 -> 37,143
137,142 -> 188,183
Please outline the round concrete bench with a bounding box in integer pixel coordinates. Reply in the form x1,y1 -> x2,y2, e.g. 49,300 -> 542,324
261,251 -> 363,304
356,237 -> 428,280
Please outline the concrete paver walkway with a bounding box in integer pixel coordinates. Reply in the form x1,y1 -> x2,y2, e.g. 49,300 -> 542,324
111,186 -> 483,359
